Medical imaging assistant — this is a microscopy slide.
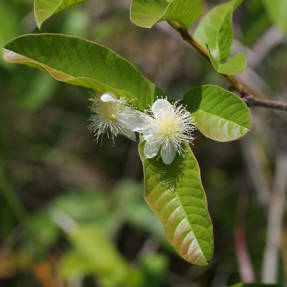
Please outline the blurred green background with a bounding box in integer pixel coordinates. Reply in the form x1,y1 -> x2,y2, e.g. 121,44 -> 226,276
1,0 -> 287,286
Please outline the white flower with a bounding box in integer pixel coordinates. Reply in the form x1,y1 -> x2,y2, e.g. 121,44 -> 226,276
140,99 -> 195,165
89,92 -> 145,142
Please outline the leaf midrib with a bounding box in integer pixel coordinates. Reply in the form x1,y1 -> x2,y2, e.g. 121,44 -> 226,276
171,162 -> 207,264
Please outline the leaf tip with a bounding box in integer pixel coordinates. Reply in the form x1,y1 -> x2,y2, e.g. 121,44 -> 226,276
2,48 -> 23,63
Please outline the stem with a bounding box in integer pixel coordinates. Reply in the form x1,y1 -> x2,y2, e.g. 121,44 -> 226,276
168,21 -> 287,112
245,96 -> 287,112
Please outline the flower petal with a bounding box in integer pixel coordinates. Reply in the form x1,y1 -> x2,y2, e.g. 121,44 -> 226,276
120,127 -> 136,142
144,137 -> 162,159
152,99 -> 172,117
118,109 -> 151,132
142,128 -> 153,140
160,141 -> 177,165
100,92 -> 117,102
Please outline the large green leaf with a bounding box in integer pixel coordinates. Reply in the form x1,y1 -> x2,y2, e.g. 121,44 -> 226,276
183,85 -> 252,142
194,0 -> 246,75
263,0 -> 287,34
3,34 -> 164,110
130,0 -> 201,29
34,0 -> 87,28
139,142 -> 214,265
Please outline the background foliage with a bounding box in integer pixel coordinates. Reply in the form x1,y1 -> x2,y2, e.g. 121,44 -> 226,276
0,0 -> 287,286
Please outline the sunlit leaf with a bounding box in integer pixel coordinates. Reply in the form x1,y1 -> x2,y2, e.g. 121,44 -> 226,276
130,0 -> 201,29
263,0 -> 287,34
3,34 -> 164,110
184,85 -> 252,142
61,224 -> 143,286
60,251 -> 101,278
194,0 -> 246,75
34,0 -> 87,28
139,142 -> 214,265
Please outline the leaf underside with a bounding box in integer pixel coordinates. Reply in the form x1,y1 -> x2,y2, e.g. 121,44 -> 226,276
139,142 -> 214,265
130,0 -> 201,29
34,0 -> 87,28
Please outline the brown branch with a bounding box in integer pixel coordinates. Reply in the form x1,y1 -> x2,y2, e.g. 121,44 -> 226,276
168,21 -> 287,112
244,96 -> 287,112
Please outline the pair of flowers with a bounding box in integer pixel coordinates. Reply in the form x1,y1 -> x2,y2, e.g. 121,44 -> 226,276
89,93 -> 195,165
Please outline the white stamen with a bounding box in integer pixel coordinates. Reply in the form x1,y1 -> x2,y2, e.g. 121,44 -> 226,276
141,99 -> 195,164
89,92 -> 140,142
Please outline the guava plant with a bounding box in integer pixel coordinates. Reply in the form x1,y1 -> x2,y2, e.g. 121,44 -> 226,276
2,0 -> 287,272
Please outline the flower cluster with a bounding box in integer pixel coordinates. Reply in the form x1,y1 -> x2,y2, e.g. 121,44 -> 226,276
89,92 -> 195,165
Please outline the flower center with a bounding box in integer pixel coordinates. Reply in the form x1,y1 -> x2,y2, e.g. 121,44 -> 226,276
95,101 -> 118,122
155,112 -> 182,137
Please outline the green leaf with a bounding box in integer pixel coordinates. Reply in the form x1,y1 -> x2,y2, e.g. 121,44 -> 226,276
183,85 -> 252,142
130,0 -> 201,29
61,224 -> 143,286
0,1 -> 19,65
262,0 -> 287,34
60,251 -> 101,278
34,0 -> 87,28
66,225 -> 127,274
210,52 -> 246,75
3,34 -> 164,110
139,143 -> 214,265
194,0 -> 246,75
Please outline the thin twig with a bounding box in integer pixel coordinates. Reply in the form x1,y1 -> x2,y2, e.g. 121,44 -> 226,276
168,21 -> 287,112
245,96 -> 287,112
